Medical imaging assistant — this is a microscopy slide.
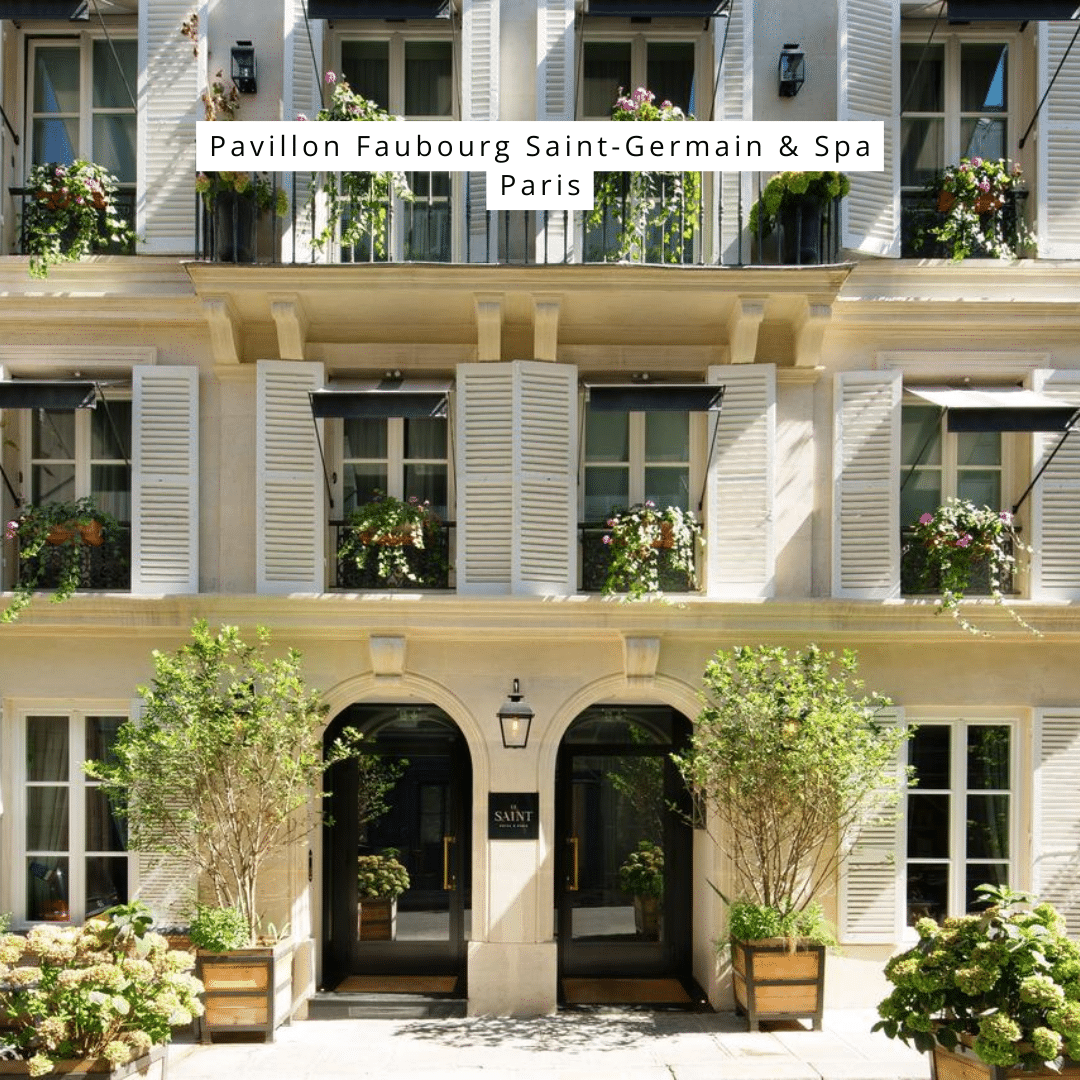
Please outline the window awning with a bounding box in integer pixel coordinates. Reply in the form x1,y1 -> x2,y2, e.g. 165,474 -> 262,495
585,0 -> 729,15
586,383 -> 724,413
306,0 -> 451,18
0,0 -> 89,19
947,0 -> 1080,20
310,379 -> 450,420
0,380 -> 96,409
907,387 -> 1079,433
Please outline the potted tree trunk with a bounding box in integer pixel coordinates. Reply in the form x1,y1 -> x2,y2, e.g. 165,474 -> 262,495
674,645 -> 910,1031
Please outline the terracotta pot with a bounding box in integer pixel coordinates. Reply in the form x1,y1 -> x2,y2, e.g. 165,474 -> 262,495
78,520 -> 104,546
651,521 -> 675,549
358,527 -> 415,548
46,524 -> 75,545
937,189 -> 1005,215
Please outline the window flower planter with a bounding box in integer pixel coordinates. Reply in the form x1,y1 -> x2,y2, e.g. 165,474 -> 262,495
732,939 -> 825,1032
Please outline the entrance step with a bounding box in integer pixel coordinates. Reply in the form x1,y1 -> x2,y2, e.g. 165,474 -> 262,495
307,990 -> 467,1020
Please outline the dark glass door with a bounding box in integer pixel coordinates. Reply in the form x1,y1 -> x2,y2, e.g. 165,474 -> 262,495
323,706 -> 471,988
555,706 -> 691,979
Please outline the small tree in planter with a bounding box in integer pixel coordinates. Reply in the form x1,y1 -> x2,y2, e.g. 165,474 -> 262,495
673,644 -> 910,1030
749,170 -> 849,264
601,502 -> 702,600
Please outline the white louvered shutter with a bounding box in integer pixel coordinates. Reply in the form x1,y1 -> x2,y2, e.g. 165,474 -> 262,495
1033,710 -> 1080,937
840,708 -> 905,944
717,0 -> 753,265
463,0 -> 499,262
1037,23 -> 1080,259
257,360 -> 325,594
838,0 -> 899,257
457,363 -> 515,594
514,362 -> 577,595
282,0 -> 324,262
132,366 -> 199,595
1029,369 -> 1080,600
137,0 -> 204,254
705,364 -> 774,598
535,0 -> 575,263
833,371 -> 901,598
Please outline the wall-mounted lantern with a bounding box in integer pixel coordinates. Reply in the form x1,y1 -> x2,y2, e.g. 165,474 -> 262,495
497,679 -> 534,749
779,43 -> 806,98
231,40 -> 257,94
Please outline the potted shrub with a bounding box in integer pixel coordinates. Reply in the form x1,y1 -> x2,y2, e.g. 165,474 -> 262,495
907,498 -> 1036,636
3,497 -> 125,623
337,491 -> 446,588
618,840 -> 664,938
600,502 -> 702,600
86,621 -> 364,1042
0,901 -> 202,1078
356,850 -> 410,941
749,170 -> 849,264
587,87 -> 702,264
195,171 -> 288,263
673,644 -> 910,1031
917,157 -> 1032,261
22,161 -> 135,279
875,884 -> 1080,1078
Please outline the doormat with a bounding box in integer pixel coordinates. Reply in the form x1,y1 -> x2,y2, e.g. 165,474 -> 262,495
334,975 -> 459,994
561,978 -> 692,1005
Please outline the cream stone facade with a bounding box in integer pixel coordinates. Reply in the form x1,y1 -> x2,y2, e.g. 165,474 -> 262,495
0,0 -> 1079,1022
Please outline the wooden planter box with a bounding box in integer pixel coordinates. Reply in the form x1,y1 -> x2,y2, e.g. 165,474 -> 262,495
731,938 -> 825,1031
932,1043 -> 1080,1080
0,1046 -> 164,1078
195,939 -> 293,1044
358,898 -> 397,941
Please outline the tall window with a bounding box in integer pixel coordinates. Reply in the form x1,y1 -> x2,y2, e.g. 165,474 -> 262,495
340,37 -> 454,261
580,38 -> 696,119
29,37 -> 137,189
905,720 -> 1015,926
22,712 -> 128,923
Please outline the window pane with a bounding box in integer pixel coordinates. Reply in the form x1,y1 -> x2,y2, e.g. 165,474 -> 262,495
901,407 -> 942,466
403,464 -> 448,519
910,724 -> 951,790
403,172 -> 451,261
901,43 -> 944,112
967,725 -> 1009,789
956,431 -> 1000,468
28,787 -> 69,851
86,788 -> 127,852
901,117 -> 944,188
956,469 -> 1001,510
645,411 -> 689,463
93,114 -> 137,184
907,863 -> 948,925
92,39 -> 137,109
644,466 -> 689,510
28,716 -> 69,781
32,117 -> 78,165
646,42 -> 694,112
901,469 -> 942,526
405,42 -> 453,116
33,464 -> 76,505
86,856 -> 127,917
343,417 -> 387,460
34,47 -> 80,113
341,41 -> 390,110
85,716 -> 124,767
91,465 -> 132,522
586,411 -> 628,462
967,794 -> 1009,859
404,418 -> 447,460
27,856 -> 69,922
584,467 -> 629,519
907,793 -> 950,858
33,409 -> 76,460
965,863 -> 1008,913
961,43 -> 1007,112
583,42 -> 631,116
343,464 -> 388,512
961,118 -> 1006,162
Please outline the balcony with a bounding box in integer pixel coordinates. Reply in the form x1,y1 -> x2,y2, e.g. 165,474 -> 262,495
900,526 -> 1016,597
900,189 -> 1029,259
579,522 -> 698,594
16,524 -> 132,593
332,520 -> 452,590
11,186 -> 137,260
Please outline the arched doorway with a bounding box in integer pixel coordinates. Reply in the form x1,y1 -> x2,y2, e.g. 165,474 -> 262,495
555,704 -> 694,999
322,704 -> 472,992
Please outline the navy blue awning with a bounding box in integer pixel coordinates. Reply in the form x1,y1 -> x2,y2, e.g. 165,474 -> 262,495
587,384 -> 724,413
310,379 -> 450,420
306,0 -> 450,18
907,388 -> 1079,433
947,1 -> 1080,21
0,380 -> 96,409
0,1 -> 88,19
586,0 -> 728,15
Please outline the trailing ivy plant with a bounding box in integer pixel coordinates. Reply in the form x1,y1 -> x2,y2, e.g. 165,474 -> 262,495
601,502 -> 702,600
337,491 -> 445,586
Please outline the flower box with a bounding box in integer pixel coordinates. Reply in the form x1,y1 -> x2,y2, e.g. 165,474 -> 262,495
931,1041 -> 1080,1080
731,939 -> 825,1032
195,939 -> 293,1044
0,1047 -> 165,1079
357,897 -> 397,941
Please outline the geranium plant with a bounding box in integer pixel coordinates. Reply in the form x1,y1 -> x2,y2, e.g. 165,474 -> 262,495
748,170 -> 850,237
919,157 -> 1032,261
587,88 -> 702,263
337,491 -> 445,586
601,502 -> 702,600
0,901 -> 202,1077
874,884 -> 1080,1071
22,161 -> 135,278
357,851 -> 410,900
309,73 -> 412,259
908,498 -> 1035,635
2,496 -> 125,623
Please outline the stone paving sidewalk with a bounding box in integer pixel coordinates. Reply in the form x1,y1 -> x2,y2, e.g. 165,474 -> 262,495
166,1009 -> 931,1080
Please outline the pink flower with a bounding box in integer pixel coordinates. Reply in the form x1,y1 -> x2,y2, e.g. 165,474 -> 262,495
4,520 -> 18,540
602,535 -> 612,545
956,534 -> 972,548
999,511 -> 1012,524
325,71 -> 337,84
979,179 -> 991,193
645,500 -> 656,509
919,513 -> 933,525
295,113 -> 309,121
971,156 -> 983,168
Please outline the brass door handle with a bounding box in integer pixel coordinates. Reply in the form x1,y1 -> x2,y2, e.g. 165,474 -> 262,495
443,835 -> 456,891
567,837 -> 579,891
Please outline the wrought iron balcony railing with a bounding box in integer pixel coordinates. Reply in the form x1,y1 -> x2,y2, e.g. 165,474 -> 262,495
16,524 -> 132,593
579,522 -> 698,594
332,521 -> 453,590
900,526 -> 1016,597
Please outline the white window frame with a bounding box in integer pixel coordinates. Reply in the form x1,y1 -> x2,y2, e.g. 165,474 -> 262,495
25,32 -> 138,189
6,704 -> 131,927
903,714 -> 1020,934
